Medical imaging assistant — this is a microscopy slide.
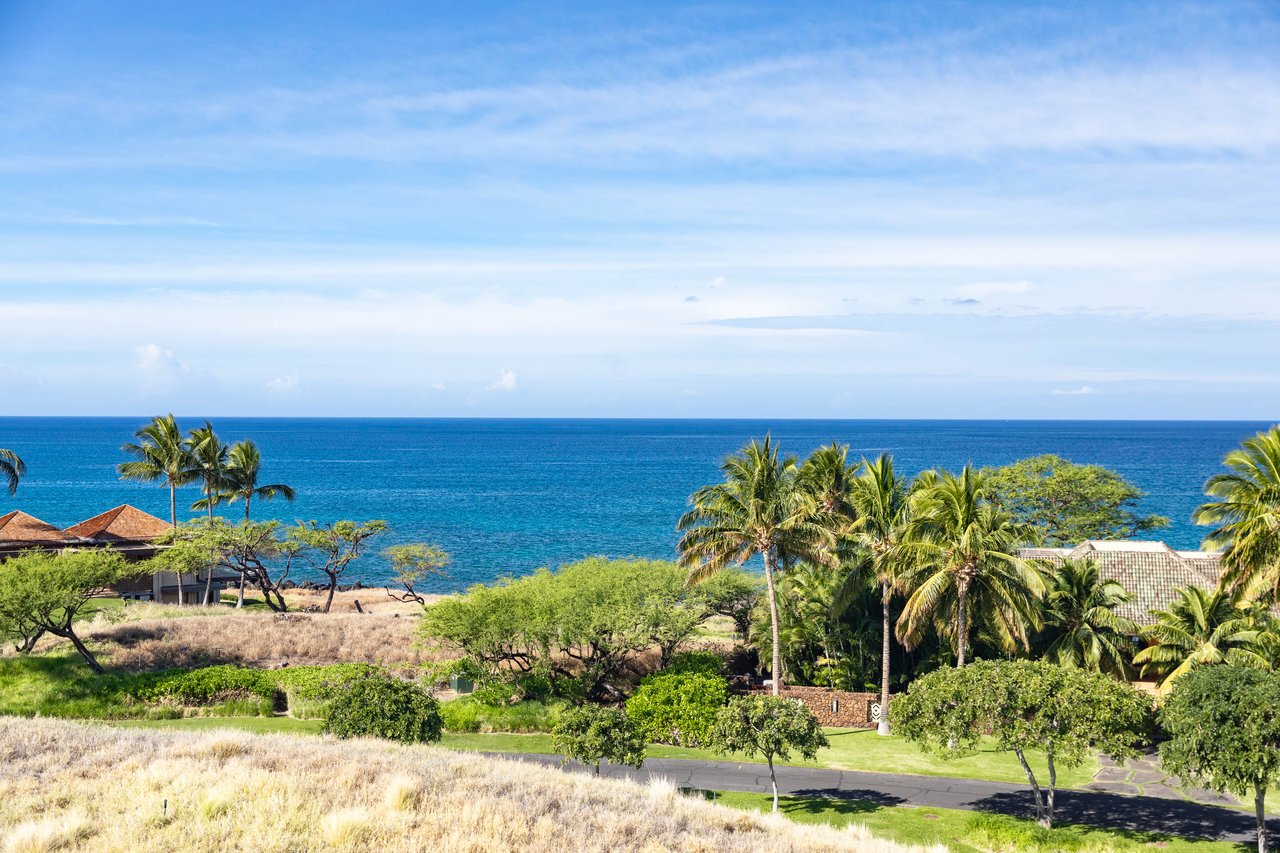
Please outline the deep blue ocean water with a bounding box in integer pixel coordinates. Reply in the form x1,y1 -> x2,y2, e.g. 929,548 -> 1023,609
0,418 -> 1269,591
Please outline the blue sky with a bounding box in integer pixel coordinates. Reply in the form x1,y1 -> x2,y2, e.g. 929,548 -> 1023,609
1,1 -> 1278,418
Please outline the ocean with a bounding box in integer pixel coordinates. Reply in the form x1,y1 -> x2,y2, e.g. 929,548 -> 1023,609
0,418 -> 1268,591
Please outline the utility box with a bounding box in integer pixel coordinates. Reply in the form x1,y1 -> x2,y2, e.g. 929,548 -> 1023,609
449,674 -> 474,694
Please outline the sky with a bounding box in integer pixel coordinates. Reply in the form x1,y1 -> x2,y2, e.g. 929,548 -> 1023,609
1,1 -> 1278,419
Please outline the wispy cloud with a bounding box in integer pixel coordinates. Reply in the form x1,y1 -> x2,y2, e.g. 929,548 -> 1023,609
1051,385 -> 1101,396
486,369 -> 519,393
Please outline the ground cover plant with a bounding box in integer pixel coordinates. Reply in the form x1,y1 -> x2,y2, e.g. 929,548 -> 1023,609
0,717 -> 934,853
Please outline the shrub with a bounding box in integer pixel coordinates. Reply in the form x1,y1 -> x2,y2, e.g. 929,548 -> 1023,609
441,696 -> 567,733
664,651 -> 726,677
551,705 -> 646,775
132,665 -> 277,705
323,675 -> 443,744
626,671 -> 728,747
710,694 -> 828,812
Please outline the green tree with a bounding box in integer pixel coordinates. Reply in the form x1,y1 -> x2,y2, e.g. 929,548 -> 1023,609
799,442 -> 858,523
678,437 -> 837,694
158,519 -> 294,611
200,439 -> 296,521
0,448 -> 25,496
322,675 -> 443,743
1194,425 -> 1280,601
185,421 -> 229,605
552,706 -> 647,776
710,694 -> 828,812
849,453 -> 911,735
383,543 -> 450,605
0,550 -> 134,673
118,414 -> 198,604
895,466 -> 1044,666
1160,665 -> 1280,853
1038,558 -> 1139,676
983,454 -> 1168,546
626,670 -> 728,747
891,660 -> 1150,829
686,567 -> 761,644
1133,585 -> 1265,692
286,519 -> 389,613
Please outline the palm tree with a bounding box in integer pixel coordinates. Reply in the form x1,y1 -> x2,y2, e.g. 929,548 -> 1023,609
186,422 -> 229,606
849,454 -> 911,734
1039,558 -> 1139,677
799,443 -> 858,522
0,449 -> 25,496
1194,425 -> 1280,601
118,414 -> 198,604
202,440 -> 296,521
1133,585 -> 1265,692
895,466 -> 1043,666
678,436 -> 837,695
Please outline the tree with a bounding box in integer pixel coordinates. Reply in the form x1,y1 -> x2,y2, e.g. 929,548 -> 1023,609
1038,558 -> 1139,677
849,453 -> 911,735
1194,425 -> 1280,601
286,520 -> 389,613
185,421 -> 229,605
710,695 -> 828,812
157,519 -> 295,611
322,675 -> 443,744
383,543 -> 450,605
199,439 -> 296,521
891,660 -> 1150,829
895,466 -> 1044,666
1160,665 -> 1280,853
1133,585 -> 1264,692
686,567 -> 761,644
984,454 -> 1168,546
678,437 -> 837,695
0,550 -> 134,673
626,670 -> 728,747
118,414 -> 198,604
552,706 -> 647,776
0,448 -> 25,495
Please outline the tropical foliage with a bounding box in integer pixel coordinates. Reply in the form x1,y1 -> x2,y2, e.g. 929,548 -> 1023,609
551,706 -> 647,776
1132,585 -> 1265,691
0,448 -> 24,496
1035,558 -> 1139,676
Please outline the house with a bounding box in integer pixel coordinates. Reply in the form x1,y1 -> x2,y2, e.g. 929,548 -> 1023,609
0,504 -> 238,605
1021,540 -> 1223,626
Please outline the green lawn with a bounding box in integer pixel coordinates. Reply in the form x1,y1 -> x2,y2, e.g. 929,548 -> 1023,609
714,792 -> 1243,853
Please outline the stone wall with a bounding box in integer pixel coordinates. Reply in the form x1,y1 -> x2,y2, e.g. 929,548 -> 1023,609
744,686 -> 893,728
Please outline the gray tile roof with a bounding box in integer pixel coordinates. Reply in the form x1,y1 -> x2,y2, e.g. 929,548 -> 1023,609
1020,541 -> 1223,625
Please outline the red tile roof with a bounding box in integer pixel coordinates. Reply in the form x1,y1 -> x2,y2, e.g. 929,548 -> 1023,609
0,511 -> 73,546
63,505 -> 172,542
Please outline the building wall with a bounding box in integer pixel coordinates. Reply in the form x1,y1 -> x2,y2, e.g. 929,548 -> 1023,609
744,686 -> 894,728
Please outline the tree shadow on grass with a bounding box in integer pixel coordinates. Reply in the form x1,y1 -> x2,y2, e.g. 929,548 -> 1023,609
972,789 -> 1270,848
778,791 -> 905,819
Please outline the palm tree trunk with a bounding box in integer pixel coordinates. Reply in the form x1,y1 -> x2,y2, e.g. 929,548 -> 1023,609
168,481 -> 183,607
956,579 -> 968,667
202,483 -> 215,606
764,549 -> 783,696
879,579 -> 892,735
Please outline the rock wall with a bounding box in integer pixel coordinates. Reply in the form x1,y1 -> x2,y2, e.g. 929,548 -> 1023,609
744,686 -> 894,728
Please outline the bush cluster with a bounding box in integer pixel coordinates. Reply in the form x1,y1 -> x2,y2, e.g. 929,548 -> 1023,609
323,675 -> 443,743
626,670 -> 728,747
440,696 -> 567,733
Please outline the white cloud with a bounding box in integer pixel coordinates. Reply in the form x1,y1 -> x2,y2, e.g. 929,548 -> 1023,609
430,381 -> 447,391
710,276 -> 726,288
486,369 -> 519,393
955,281 -> 1033,300
133,343 -> 187,395
1051,385 -> 1101,396
264,373 -> 300,393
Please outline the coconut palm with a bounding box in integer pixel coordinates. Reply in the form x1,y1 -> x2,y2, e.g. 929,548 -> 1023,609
0,449 -> 25,496
1193,425 -> 1280,601
895,466 -> 1044,666
118,414 -> 199,605
1133,584 -> 1265,692
678,436 -> 837,695
199,440 -> 296,521
849,454 -> 911,734
1039,558 -> 1139,677
185,422 -> 230,605
799,443 -> 858,523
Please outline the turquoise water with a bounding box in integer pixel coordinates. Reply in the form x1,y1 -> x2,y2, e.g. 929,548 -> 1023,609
0,418 -> 1268,590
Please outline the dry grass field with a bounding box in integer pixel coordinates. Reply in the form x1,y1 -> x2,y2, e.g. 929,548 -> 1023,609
0,718 -> 939,853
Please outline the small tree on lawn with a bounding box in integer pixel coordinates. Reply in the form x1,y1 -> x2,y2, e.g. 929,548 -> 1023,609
891,659 -> 1151,828
287,520 -> 389,613
1160,665 -> 1280,853
710,695 -> 828,813
0,550 -> 133,673
551,705 -> 647,777
383,543 -> 450,606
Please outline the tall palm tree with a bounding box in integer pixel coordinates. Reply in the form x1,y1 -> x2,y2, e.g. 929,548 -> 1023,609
186,422 -> 229,606
1039,558 -> 1139,677
1133,584 -> 1265,692
799,443 -> 858,522
849,454 -> 911,734
895,466 -> 1043,666
1194,425 -> 1280,601
202,440 -> 296,521
0,449 -> 25,496
119,414 -> 198,605
678,436 -> 837,695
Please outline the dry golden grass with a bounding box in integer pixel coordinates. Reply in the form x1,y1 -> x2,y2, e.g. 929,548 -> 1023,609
0,718 -> 941,853
78,611 -> 436,672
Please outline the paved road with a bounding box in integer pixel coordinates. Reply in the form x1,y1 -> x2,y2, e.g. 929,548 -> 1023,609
492,752 -> 1273,844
